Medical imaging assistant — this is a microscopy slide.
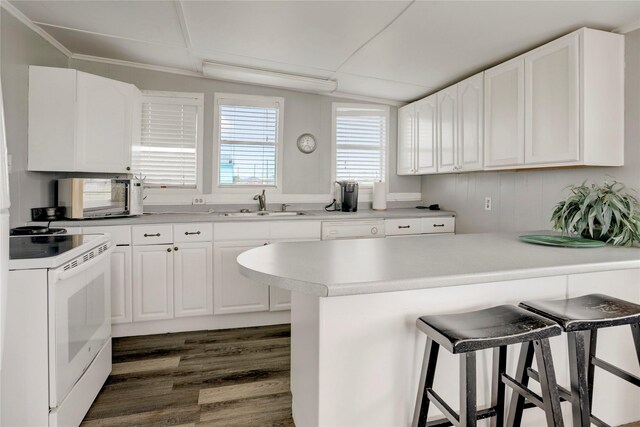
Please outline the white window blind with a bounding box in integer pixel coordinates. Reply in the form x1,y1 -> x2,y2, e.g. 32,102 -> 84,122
132,94 -> 202,189
218,99 -> 280,187
335,105 -> 388,186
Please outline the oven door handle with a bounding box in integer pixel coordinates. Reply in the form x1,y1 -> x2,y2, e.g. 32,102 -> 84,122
54,245 -> 114,281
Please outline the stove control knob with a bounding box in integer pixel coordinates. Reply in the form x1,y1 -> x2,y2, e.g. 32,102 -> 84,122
371,227 -> 378,235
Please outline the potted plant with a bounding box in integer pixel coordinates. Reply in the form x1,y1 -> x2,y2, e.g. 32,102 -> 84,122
551,179 -> 640,247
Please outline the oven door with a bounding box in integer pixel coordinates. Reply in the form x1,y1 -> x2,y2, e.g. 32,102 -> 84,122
48,246 -> 112,408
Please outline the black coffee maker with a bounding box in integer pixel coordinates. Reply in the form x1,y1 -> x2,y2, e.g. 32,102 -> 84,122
336,181 -> 359,212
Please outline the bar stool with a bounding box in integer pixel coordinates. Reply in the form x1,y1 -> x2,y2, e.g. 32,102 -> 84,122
519,294 -> 640,427
413,304 -> 565,427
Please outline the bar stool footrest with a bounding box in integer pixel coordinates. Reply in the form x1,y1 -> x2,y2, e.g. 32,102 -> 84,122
526,368 -> 572,403
424,407 -> 497,427
502,373 -> 545,409
591,356 -> 640,387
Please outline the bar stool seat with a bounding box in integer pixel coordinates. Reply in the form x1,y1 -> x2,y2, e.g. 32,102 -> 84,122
519,294 -> 640,427
519,293 -> 640,332
417,305 -> 562,354
414,305 -> 565,427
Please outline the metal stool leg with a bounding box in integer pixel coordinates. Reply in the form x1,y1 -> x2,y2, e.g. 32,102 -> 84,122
568,331 -> 591,427
586,330 -> 598,414
460,352 -> 477,427
506,341 -> 535,427
534,338 -> 564,427
631,323 -> 640,366
491,346 -> 507,427
413,337 -> 440,427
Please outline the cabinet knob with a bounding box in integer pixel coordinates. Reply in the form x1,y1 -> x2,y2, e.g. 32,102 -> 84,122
167,248 -> 172,252
174,247 -> 179,251
263,243 -> 268,246
126,166 -> 131,171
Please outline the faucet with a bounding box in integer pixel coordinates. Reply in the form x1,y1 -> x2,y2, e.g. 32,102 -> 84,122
253,189 -> 267,211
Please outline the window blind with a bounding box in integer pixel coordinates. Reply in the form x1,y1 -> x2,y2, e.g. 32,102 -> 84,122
335,106 -> 387,186
132,95 -> 201,189
218,101 -> 280,187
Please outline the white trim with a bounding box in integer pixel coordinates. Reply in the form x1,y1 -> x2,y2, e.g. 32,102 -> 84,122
70,53 -> 203,78
136,91 -> 205,194
213,93 -> 285,194
613,19 -> 640,34
331,102 -> 390,195
330,91 -> 406,108
0,1 -> 72,57
142,191 -> 421,206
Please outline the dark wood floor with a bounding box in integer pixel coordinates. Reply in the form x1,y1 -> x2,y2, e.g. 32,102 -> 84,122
81,324 -> 294,427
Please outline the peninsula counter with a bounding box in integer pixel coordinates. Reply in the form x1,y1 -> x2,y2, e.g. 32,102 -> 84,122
238,232 -> 640,426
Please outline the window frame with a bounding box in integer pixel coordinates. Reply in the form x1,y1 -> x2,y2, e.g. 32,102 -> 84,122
213,93 -> 284,194
136,90 -> 205,195
331,102 -> 390,194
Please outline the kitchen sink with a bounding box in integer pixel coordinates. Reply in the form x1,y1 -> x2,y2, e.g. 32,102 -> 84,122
221,211 -> 308,217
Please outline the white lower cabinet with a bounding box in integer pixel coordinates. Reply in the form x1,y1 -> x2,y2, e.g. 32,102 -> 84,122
213,240 -> 270,315
174,242 -> 213,317
132,244 -> 174,322
110,246 -> 132,324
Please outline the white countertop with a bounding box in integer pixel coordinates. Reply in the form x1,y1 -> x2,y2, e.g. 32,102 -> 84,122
31,208 -> 454,227
237,232 -> 640,297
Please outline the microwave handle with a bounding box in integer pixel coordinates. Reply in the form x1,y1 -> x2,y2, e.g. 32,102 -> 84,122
53,245 -> 114,281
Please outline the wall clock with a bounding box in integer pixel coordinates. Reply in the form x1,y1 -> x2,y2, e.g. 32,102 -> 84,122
296,133 -> 317,154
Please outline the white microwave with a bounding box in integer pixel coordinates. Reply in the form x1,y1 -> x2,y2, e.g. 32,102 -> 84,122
58,178 -> 143,219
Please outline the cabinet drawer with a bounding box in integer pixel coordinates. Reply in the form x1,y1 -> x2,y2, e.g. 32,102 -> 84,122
422,217 -> 455,234
385,218 -> 422,236
214,222 -> 270,241
132,224 -> 173,245
270,221 -> 321,240
83,225 -> 131,245
174,223 -> 213,243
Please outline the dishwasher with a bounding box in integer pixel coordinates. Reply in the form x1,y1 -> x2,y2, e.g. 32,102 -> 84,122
321,220 -> 386,240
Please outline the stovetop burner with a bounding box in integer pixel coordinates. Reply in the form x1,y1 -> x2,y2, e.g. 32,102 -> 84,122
10,226 -> 66,236
9,235 -> 86,260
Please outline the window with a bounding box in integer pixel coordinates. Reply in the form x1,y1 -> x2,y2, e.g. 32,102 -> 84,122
132,92 -> 204,191
333,104 -> 389,187
215,94 -> 283,189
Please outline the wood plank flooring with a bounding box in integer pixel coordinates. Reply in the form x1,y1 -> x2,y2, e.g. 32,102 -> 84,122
81,324 -> 294,427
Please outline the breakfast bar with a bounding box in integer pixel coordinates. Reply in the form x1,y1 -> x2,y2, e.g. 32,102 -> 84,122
238,232 -> 640,427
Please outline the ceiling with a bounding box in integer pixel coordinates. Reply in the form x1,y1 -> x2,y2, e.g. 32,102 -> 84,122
7,1 -> 640,103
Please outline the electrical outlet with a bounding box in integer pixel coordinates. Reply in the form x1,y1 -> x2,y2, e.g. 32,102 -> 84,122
484,197 -> 492,211
192,197 -> 205,205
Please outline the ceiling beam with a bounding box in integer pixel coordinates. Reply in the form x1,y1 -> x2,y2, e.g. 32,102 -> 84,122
173,1 -> 201,72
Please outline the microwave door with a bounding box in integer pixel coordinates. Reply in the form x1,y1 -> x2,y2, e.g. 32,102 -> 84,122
82,180 -> 128,217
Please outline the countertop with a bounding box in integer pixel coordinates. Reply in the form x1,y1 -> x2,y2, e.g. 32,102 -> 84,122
237,231 -> 640,297
31,208 -> 455,227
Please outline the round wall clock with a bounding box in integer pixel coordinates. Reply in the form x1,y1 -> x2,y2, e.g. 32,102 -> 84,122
296,133 -> 317,154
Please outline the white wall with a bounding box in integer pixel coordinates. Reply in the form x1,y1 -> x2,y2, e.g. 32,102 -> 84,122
422,28 -> 640,234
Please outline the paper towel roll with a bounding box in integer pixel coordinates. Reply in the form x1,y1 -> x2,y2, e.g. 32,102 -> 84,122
372,181 -> 386,211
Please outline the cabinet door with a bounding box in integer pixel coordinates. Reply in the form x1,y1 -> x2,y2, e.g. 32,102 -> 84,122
437,86 -> 457,173
132,245 -> 174,321
110,246 -> 132,324
213,241 -> 270,315
397,104 -> 415,175
174,242 -> 213,318
457,73 -> 484,171
415,95 -> 437,174
76,72 -> 134,173
484,57 -> 525,168
525,33 -> 579,165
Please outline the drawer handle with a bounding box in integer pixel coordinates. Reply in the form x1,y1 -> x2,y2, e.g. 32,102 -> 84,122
185,231 -> 201,235
433,224 -> 445,227
144,233 -> 161,237
398,225 -> 411,229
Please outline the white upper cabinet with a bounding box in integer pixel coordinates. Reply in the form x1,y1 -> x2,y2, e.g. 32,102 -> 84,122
437,86 -> 457,173
28,66 -> 141,173
525,32 -> 579,165
457,73 -> 484,172
397,95 -> 437,175
484,57 -> 525,168
397,104 -> 415,175
485,28 -> 624,170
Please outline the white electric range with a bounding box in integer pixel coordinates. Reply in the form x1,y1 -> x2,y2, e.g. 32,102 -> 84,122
2,233 -> 112,427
